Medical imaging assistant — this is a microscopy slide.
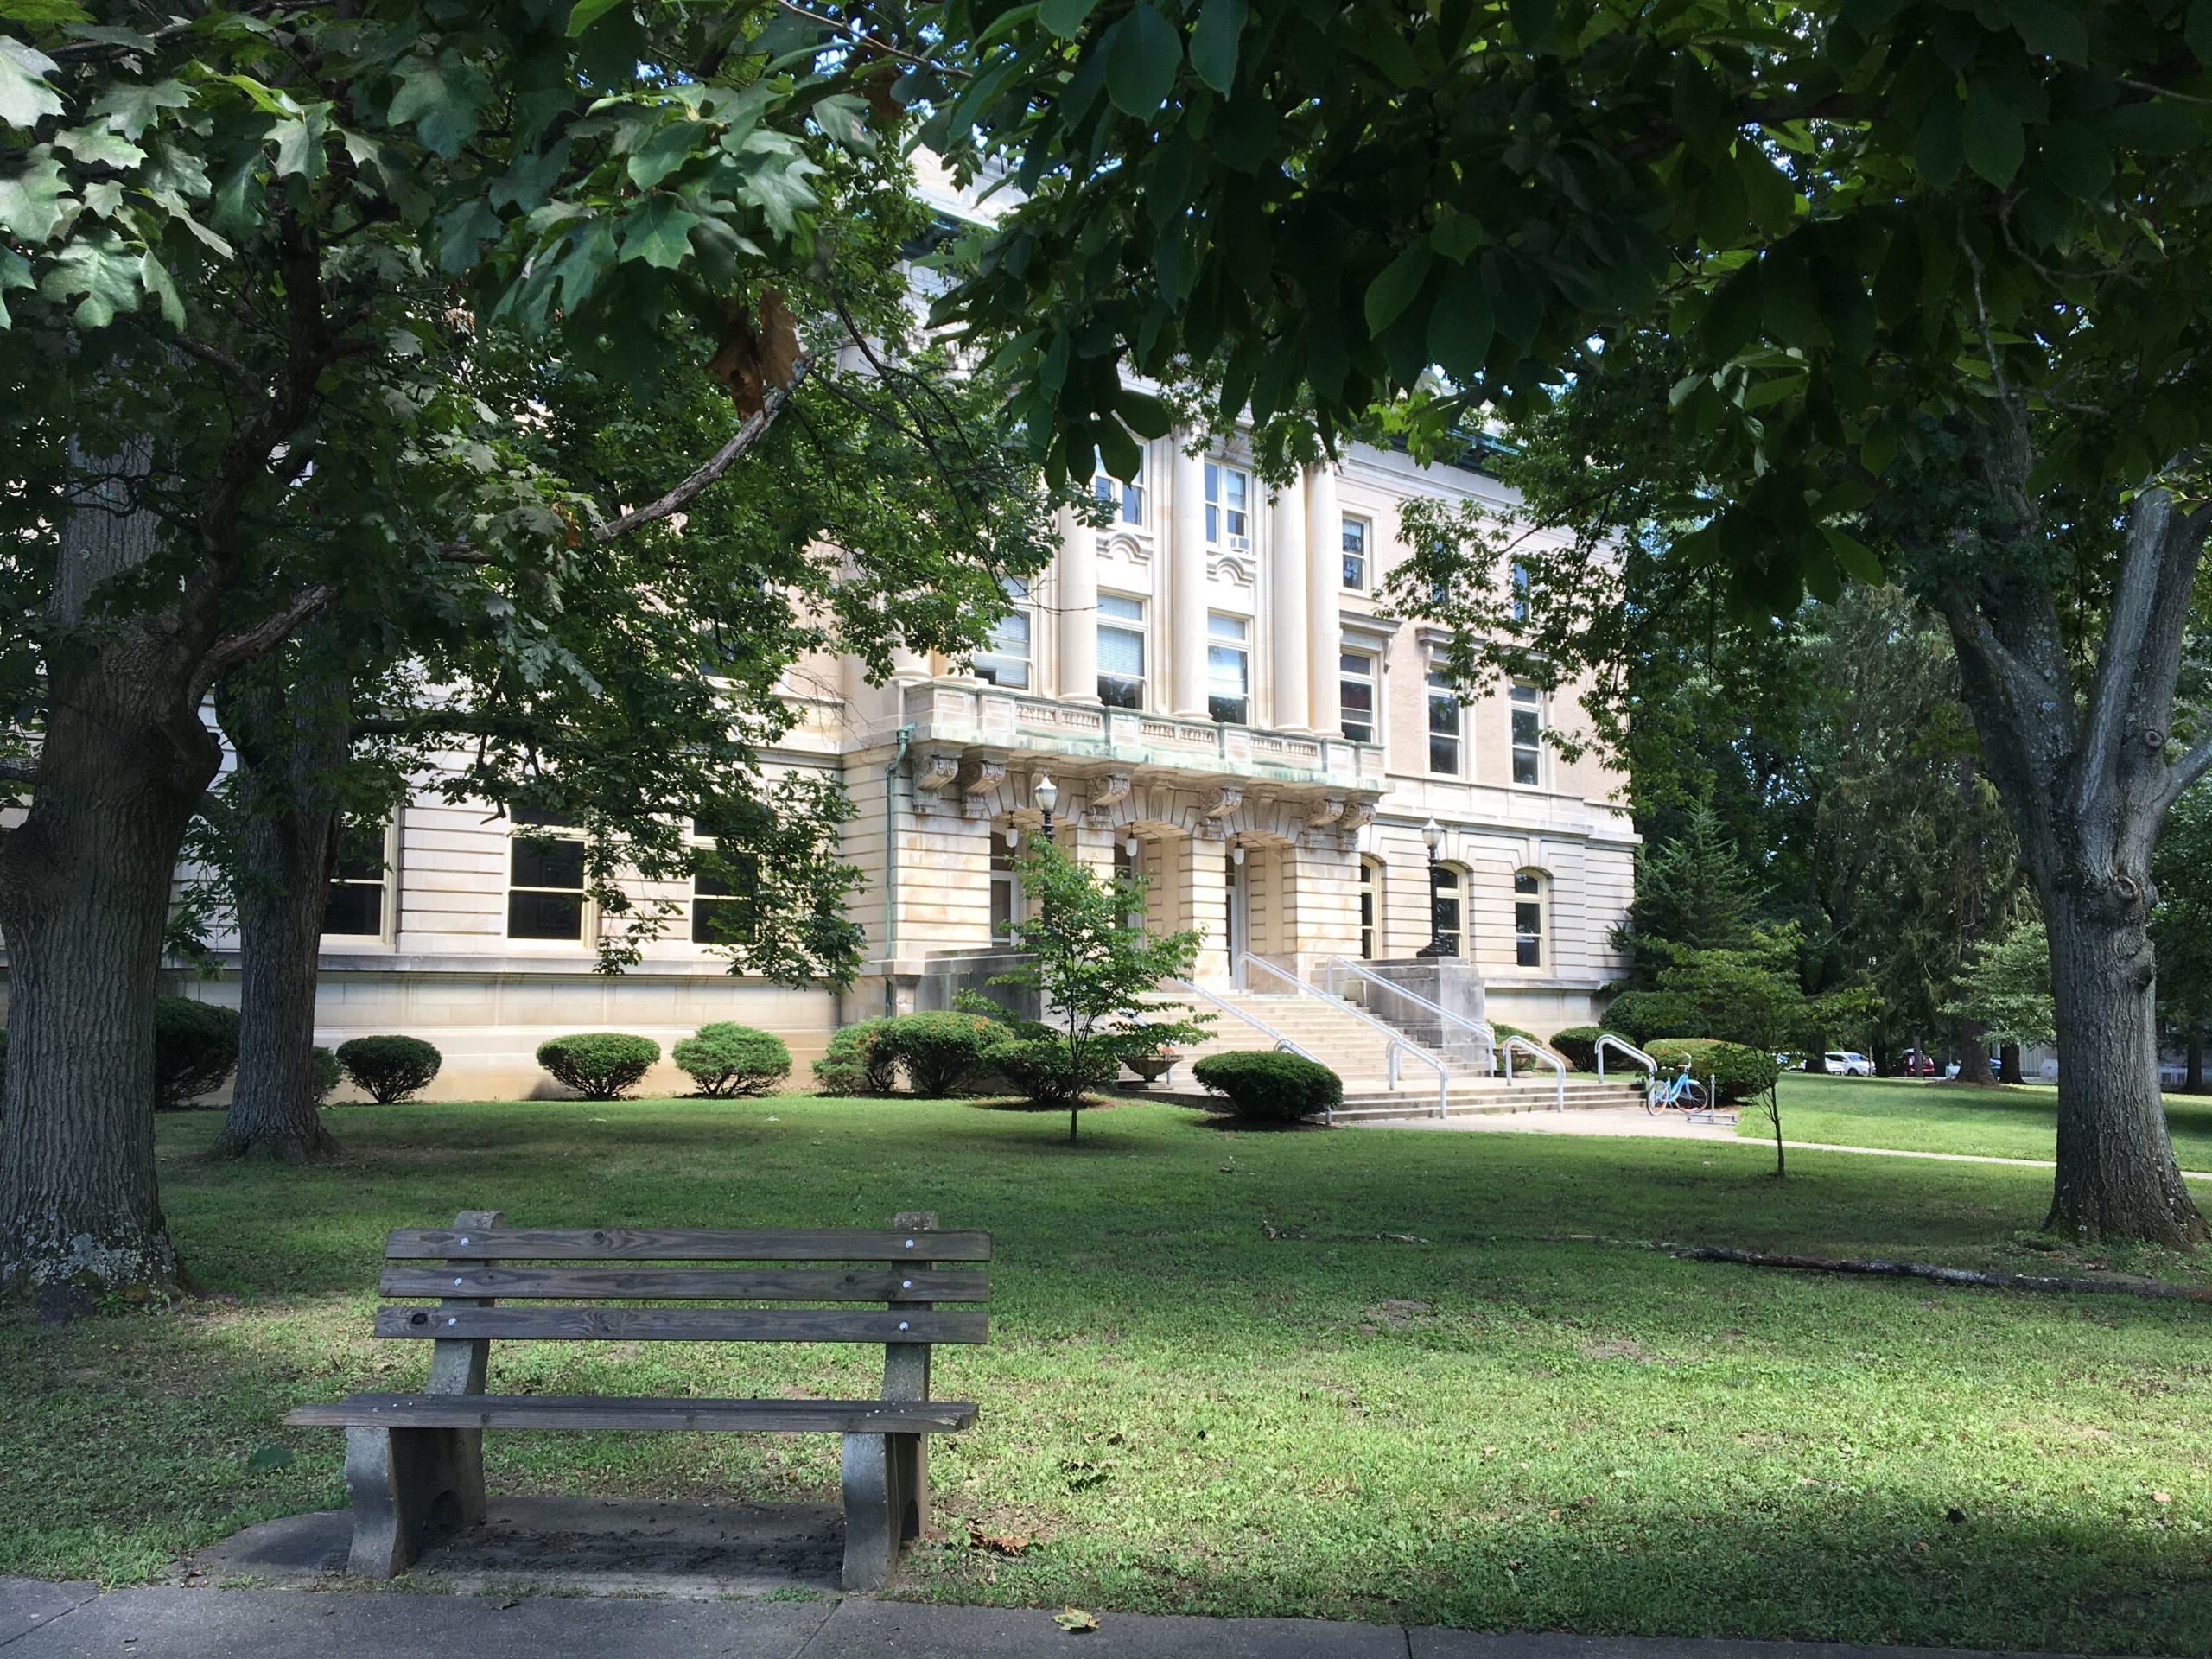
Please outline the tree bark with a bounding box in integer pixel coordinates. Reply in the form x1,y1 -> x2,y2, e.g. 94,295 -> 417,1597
2188,1028 -> 2204,1095
1999,1041 -> 2024,1085
1956,1023 -> 1992,1084
209,670 -> 353,1163
0,476 -> 217,1308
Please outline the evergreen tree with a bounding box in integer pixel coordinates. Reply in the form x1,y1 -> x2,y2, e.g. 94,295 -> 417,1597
1611,803 -> 1760,984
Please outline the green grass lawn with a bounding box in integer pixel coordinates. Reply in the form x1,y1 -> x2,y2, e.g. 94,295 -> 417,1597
4,1096 -> 2209,1652
1741,1072 -> 2212,1168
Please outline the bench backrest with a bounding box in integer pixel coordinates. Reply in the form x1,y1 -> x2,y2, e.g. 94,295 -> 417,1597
376,1211 -> 988,1402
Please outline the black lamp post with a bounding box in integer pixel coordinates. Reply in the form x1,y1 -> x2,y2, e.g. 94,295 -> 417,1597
1415,817 -> 1454,957
1035,773 -> 1058,840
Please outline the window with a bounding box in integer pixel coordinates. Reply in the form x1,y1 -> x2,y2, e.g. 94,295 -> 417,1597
972,575 -> 1031,689
1510,683 -> 1543,785
1204,461 -> 1251,547
323,818 -> 391,938
1427,667 -> 1463,775
507,810 -> 587,941
1433,863 -> 1466,957
1340,650 -> 1378,743
1097,593 -> 1147,709
1510,557 -> 1532,625
1092,448 -> 1144,525
1515,869 -> 1548,968
690,819 -> 756,946
1342,516 -> 1370,590
1113,838 -> 1141,929
988,830 -> 1020,944
1358,856 -> 1382,959
1207,613 -> 1250,725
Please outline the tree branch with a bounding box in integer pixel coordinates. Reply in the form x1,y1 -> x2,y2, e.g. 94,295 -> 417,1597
2077,486 -> 2179,819
0,754 -> 40,785
191,583 -> 339,702
2163,734 -> 2212,813
595,357 -> 813,543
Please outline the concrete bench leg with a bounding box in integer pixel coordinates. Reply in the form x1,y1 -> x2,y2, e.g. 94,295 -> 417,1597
843,1431 -> 930,1591
343,1425 -> 486,1578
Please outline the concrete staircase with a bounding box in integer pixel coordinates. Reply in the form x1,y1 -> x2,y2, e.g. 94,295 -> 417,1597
1145,986 -> 1649,1119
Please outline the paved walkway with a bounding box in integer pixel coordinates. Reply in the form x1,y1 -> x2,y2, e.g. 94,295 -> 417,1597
1360,1106 -> 2212,1181
0,1578 -> 2099,1659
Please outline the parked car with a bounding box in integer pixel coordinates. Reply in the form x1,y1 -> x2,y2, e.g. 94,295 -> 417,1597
1820,1051 -> 1874,1077
1899,1051 -> 1938,1077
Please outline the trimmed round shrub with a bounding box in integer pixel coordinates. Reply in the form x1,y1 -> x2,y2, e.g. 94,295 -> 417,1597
337,1035 -> 444,1104
873,1010 -> 1003,1096
814,1019 -> 898,1096
155,996 -> 242,1109
1190,1051 -> 1344,1123
673,1022 -> 791,1097
310,1045 -> 341,1106
1549,1026 -> 1626,1072
1645,1038 -> 1783,1104
537,1032 -> 661,1100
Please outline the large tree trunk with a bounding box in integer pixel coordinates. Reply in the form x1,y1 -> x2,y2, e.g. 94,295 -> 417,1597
2188,1027 -> 2204,1095
210,670 -> 351,1163
1999,1041 -> 2024,1084
1956,1022 -> 1992,1084
2044,888 -> 2202,1242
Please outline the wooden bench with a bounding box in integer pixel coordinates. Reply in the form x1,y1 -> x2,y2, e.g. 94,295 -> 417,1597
286,1209 -> 988,1590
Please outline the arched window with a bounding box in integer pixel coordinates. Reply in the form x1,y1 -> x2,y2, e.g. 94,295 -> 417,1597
1514,868 -> 1548,968
1358,856 -> 1383,958
1433,862 -> 1468,957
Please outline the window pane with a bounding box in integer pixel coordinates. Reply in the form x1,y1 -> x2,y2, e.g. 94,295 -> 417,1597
1099,673 -> 1144,709
692,896 -> 748,944
1514,870 -> 1540,896
1341,683 -> 1374,742
1098,623 -> 1145,677
508,890 -> 584,940
511,836 -> 584,891
1209,694 -> 1249,726
322,881 -> 382,938
1099,593 -> 1143,621
332,823 -> 385,884
1209,613 -> 1247,642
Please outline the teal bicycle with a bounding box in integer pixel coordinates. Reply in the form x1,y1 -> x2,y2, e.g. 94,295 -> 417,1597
1644,1059 -> 1709,1115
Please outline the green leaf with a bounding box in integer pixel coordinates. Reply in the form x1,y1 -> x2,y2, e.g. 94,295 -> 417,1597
245,1445 -> 295,1475
2192,0 -> 2212,66
0,150 -> 70,242
1427,257 -> 1493,380
0,35 -> 63,127
2007,0 -> 2086,62
626,118 -> 708,189
38,232 -> 143,328
1112,386 -> 1173,439
1189,0 -> 1246,95
1822,525 -> 1883,584
0,0 -> 91,20
1915,92 -> 1961,186
0,244 -> 32,327
1039,0 -> 1102,38
268,115 -> 327,181
1961,79 -> 2025,188
618,196 -> 702,269
565,0 -> 627,35
1363,241 -> 1433,338
139,250 -> 183,327
86,79 -> 193,142
1104,3 -> 1180,118
389,54 -> 491,160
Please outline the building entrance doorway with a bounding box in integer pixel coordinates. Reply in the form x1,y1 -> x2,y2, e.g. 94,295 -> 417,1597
1224,851 -> 1249,963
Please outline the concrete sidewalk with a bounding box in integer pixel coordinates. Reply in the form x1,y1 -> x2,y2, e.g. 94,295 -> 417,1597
0,1578 -> 2098,1659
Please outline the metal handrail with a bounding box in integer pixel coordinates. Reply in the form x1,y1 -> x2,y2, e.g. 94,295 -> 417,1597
1236,953 -> 1451,1117
1163,976 -> 1335,1124
1499,1035 -> 1567,1112
1593,1033 -> 1658,1084
1319,957 -> 1498,1052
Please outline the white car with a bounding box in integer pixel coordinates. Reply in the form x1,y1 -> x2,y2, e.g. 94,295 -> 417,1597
1821,1051 -> 1874,1077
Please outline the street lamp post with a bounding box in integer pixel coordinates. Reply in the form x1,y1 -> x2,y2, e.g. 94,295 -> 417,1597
1035,773 -> 1058,840
1415,817 -> 1453,957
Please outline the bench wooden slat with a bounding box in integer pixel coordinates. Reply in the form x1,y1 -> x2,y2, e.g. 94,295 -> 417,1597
284,1393 -> 978,1434
372,1305 -> 988,1344
378,1266 -> 989,1303
384,1227 -> 992,1262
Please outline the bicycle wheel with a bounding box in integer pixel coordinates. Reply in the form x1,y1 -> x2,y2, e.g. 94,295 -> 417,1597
1682,1080 -> 1709,1111
1643,1084 -> 1669,1116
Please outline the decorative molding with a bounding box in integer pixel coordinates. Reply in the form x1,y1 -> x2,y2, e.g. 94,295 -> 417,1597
1199,785 -> 1243,821
1337,801 -> 1376,835
912,753 -> 962,795
1102,531 -> 1153,565
954,756 -> 1007,797
1207,554 -> 1256,587
1305,795 -> 1345,831
1086,771 -> 1134,817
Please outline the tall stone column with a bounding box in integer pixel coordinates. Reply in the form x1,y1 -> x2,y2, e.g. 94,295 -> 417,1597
1184,835 -> 1231,984
1269,474 -> 1310,732
1054,505 -> 1099,703
1171,443 -> 1210,718
1305,462 -> 1342,736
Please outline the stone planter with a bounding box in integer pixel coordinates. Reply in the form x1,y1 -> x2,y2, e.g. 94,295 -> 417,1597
1123,1052 -> 1179,1085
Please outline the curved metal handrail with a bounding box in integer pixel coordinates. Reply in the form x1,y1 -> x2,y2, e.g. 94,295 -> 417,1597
1498,1034 -> 1567,1112
1163,976 -> 1335,1124
1319,957 -> 1498,1055
1236,953 -> 1451,1117
1593,1033 -> 1658,1084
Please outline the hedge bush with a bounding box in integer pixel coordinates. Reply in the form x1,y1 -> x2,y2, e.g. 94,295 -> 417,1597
155,996 -> 242,1109
1601,990 -> 1701,1046
311,1045 -> 341,1105
336,1035 -> 444,1104
672,1022 -> 791,1097
814,1019 -> 898,1096
1549,1026 -> 1626,1072
1190,1050 -> 1344,1123
1645,1038 -> 1783,1104
537,1032 -> 661,1100
872,1011 -> 1003,1096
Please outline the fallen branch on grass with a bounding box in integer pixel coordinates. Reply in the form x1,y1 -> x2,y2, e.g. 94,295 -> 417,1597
1674,1244 -> 2212,1301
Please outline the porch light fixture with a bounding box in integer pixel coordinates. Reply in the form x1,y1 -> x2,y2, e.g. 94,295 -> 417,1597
1416,817 -> 1454,958
1122,836 -> 1139,857
1230,842 -> 1246,866
1035,773 -> 1058,836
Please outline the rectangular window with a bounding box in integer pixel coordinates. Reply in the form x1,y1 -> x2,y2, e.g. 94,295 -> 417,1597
972,575 -> 1031,689
1434,865 -> 1465,957
1339,650 -> 1377,743
1092,448 -> 1144,526
1097,593 -> 1147,709
507,810 -> 587,941
1511,683 -> 1542,785
1515,870 -> 1546,968
1342,516 -> 1370,590
1427,667 -> 1463,775
323,819 -> 390,938
989,830 -> 1019,944
690,819 -> 757,946
1207,613 -> 1250,725
1204,461 -> 1250,547
1510,557 -> 1532,625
